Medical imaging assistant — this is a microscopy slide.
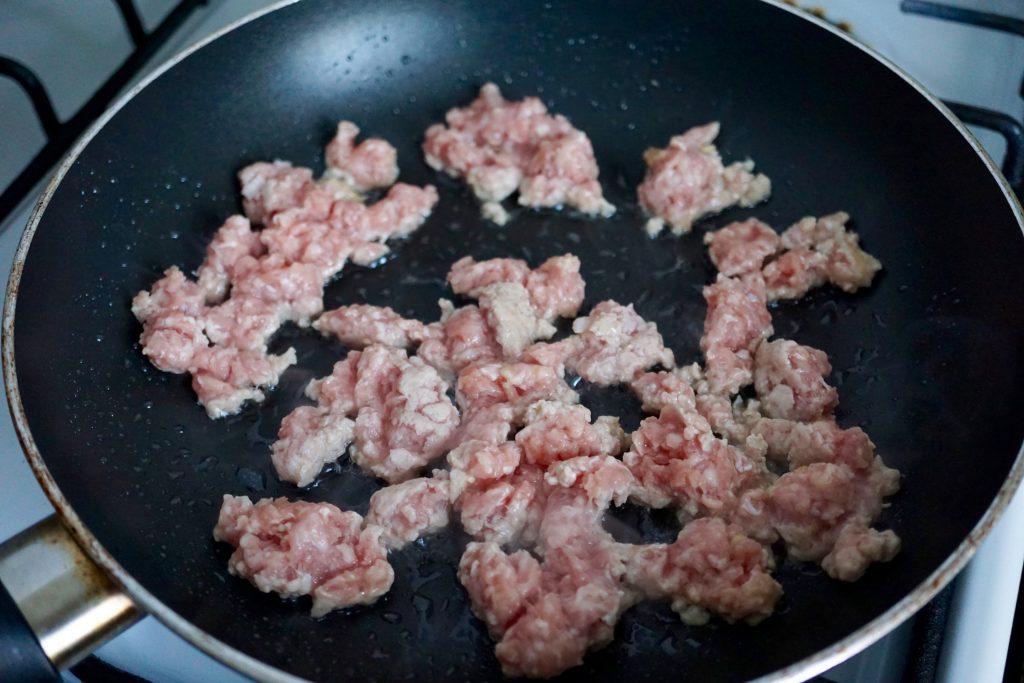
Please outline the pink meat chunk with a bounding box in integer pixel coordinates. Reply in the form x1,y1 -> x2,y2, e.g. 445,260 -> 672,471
190,346 -> 296,418
313,304 -> 433,349
238,161 -> 318,226
459,542 -> 543,637
637,122 -> 771,236
213,495 -> 393,616
753,339 -> 838,422
543,455 -> 634,512
769,212 -> 881,299
448,254 -> 586,322
132,267 -> 209,374
495,494 -> 631,677
567,300 -> 675,385
762,248 -> 826,301
630,370 -> 698,414
704,218 -> 781,277
365,472 -> 451,550
515,401 -> 626,468
621,517 -> 782,625
700,274 -> 773,395
203,296 -> 281,351
752,418 -> 876,471
695,393 -> 762,445
351,352 -> 460,484
455,403 -> 516,447
230,253 -> 324,327
448,439 -> 523,501
622,404 -> 771,537
455,361 -> 578,419
423,83 -> 614,224
520,337 -> 584,376
417,303 -> 503,378
306,353 -> 360,414
257,216 -> 353,281
196,215 -> 266,303
821,524 -> 901,582
331,182 -> 439,244
478,282 -> 557,358
768,459 -> 901,565
458,465 -> 548,547
324,120 -> 399,192
271,405 -> 355,487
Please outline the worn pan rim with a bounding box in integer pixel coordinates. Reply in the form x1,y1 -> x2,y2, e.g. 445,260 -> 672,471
3,1 -> 1023,681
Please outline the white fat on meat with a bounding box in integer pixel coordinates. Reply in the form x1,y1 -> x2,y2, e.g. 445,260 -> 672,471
477,282 -> 557,359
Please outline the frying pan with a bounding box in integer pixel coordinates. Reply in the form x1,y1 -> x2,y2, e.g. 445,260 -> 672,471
2,0 -> 1023,681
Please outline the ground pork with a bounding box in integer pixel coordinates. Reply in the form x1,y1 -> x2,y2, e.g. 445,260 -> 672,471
620,517 -> 781,625
567,301 -> 675,385
364,471 -> 451,549
196,215 -> 265,303
324,120 -> 399,193
695,393 -> 763,445
454,404 -> 517,448
753,339 -> 838,422
213,496 -> 393,617
752,418 -> 876,471
271,405 -> 355,487
448,254 -> 586,321
457,464 -> 549,547
455,362 -> 578,420
448,439 -> 523,502
623,404 -> 772,540
305,353 -> 360,414
313,304 -> 434,349
701,274 -> 773,395
478,283 -> 557,358
351,353 -> 460,483
630,369 -> 698,413
423,83 -> 614,224
768,459 -> 901,573
767,212 -> 881,299
821,524 -> 901,582
637,122 -> 771,236
459,542 -> 543,637
190,346 -> 296,418
132,267 -> 209,374
704,218 -> 780,277
515,401 -> 626,468
229,253 -> 324,327
417,302 -> 503,379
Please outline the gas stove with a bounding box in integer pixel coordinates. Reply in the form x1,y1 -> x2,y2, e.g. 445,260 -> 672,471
1,2 -> 1022,682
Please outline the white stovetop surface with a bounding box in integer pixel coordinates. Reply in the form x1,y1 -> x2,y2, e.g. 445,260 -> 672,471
1,1 -> 1022,682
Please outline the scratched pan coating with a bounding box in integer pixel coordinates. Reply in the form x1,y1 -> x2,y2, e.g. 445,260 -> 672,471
9,0 -> 1024,681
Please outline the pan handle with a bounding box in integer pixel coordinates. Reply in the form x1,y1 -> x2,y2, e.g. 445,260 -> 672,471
0,515 -> 141,676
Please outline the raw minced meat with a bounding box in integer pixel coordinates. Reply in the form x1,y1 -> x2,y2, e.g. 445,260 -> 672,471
566,300 -> 675,385
621,517 -> 781,625
477,282 -> 557,358
271,405 -> 355,487
752,418 -> 876,471
515,401 -> 626,468
448,253 -> 586,321
638,122 -> 770,236
701,274 -> 773,396
364,471 -> 451,549
132,266 -> 209,374
190,346 -> 296,419
417,302 -> 503,379
196,215 -> 265,303
457,464 -> 549,547
213,495 -> 393,616
203,296 -> 280,351
459,541 -> 543,637
448,439 -> 522,502
630,369 -> 698,414
821,524 -> 901,582
753,339 -> 838,422
324,120 -> 399,193
455,361 -> 578,420
704,218 -> 780,277
768,459 -> 900,571
313,304 -> 435,349
423,83 -> 614,224
766,212 -> 881,300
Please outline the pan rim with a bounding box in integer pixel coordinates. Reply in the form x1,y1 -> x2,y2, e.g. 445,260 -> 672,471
3,1 -> 1023,682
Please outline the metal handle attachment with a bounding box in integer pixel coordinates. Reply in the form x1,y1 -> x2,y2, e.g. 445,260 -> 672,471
0,515 -> 141,670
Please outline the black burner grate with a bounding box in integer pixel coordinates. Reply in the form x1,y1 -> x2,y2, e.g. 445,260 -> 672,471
901,0 -> 1024,193
0,0 -> 209,225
